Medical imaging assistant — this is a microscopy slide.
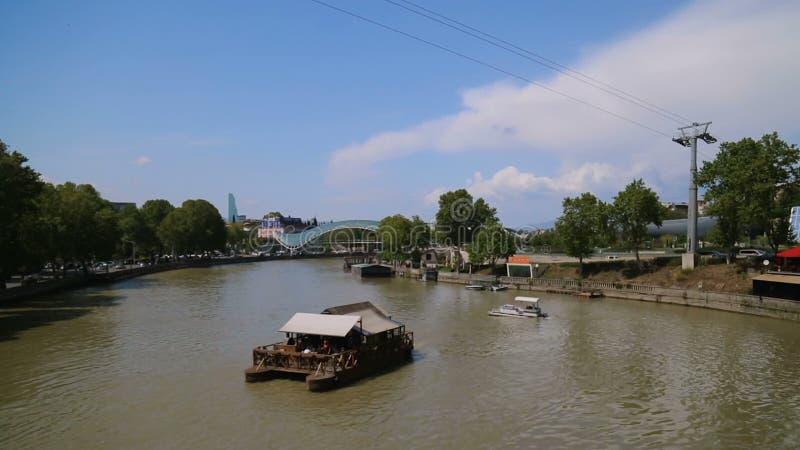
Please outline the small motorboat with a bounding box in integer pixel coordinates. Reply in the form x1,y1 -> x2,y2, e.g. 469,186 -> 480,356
487,284 -> 508,291
488,296 -> 548,318
465,284 -> 486,290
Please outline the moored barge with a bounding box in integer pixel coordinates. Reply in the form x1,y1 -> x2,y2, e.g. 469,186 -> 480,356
245,301 -> 414,391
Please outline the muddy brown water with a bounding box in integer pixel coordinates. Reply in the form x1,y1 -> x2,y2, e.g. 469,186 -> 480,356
1,258 -> 799,448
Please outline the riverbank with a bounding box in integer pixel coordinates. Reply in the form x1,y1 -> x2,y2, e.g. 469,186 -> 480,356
399,266 -> 800,322
0,253 -> 348,303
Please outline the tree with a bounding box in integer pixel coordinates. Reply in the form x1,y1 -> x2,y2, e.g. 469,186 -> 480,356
526,229 -> 560,252
118,205 -> 155,261
468,220 -> 517,270
0,140 -> 44,288
158,199 -> 226,256
408,215 -> 431,262
610,179 -> 663,262
377,214 -> 413,265
698,133 -> 800,254
555,193 -> 607,268
140,199 -> 175,258
31,183 -> 120,273
158,208 -> 191,257
435,189 -> 497,246
227,222 -> 248,253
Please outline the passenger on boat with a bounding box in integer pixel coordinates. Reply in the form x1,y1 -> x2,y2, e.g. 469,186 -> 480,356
286,333 -> 295,346
321,340 -> 332,355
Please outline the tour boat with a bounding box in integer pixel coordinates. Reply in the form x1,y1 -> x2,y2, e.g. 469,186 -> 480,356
245,301 -> 414,391
488,296 -> 548,318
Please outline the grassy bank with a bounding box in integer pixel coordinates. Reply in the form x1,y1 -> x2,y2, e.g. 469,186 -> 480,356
533,259 -> 754,294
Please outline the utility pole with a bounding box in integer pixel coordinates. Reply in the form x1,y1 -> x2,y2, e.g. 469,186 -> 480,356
673,122 -> 716,269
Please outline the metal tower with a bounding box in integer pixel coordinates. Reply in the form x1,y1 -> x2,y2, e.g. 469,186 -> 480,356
673,122 -> 716,268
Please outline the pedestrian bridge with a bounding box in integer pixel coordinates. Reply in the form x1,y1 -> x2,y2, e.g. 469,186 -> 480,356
273,219 -> 380,250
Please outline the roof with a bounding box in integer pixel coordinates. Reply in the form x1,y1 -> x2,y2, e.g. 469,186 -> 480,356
752,273 -> 800,285
777,246 -> 800,258
278,313 -> 361,337
322,301 -> 402,335
515,296 -> 540,303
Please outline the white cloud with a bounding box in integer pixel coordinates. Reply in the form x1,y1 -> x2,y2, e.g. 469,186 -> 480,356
327,0 -> 800,189
133,156 -> 152,166
426,163 -> 644,202
424,187 -> 449,206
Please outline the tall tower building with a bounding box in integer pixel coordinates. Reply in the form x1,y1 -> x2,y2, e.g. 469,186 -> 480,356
228,193 -> 238,223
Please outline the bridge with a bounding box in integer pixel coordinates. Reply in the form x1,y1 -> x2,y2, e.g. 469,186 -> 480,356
271,220 -> 381,251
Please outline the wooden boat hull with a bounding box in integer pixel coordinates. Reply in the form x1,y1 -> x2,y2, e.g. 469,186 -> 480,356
306,347 -> 413,391
245,346 -> 413,391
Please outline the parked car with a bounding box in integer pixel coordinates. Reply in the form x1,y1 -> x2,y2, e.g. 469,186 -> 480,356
737,249 -> 766,258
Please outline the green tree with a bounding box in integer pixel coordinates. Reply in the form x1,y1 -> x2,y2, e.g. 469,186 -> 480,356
435,189 -> 497,246
0,140 -> 44,287
227,222 -> 248,253
408,215 -> 431,262
158,199 -> 226,256
140,199 -> 175,257
525,228 -> 560,252
118,205 -> 155,262
158,208 -> 191,257
698,133 -> 800,253
377,214 -> 413,265
610,179 -> 663,262
555,193 -> 607,268
38,183 -> 120,273
468,220 -> 517,270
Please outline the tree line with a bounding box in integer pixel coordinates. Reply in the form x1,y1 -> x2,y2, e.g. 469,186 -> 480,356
550,132 -> 799,268
377,188 -> 517,270
0,139 -> 227,288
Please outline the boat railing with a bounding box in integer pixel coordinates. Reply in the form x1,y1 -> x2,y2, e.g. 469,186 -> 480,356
252,346 -> 360,375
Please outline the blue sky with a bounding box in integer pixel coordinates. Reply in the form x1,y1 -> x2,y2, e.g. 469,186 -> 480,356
2,0 -> 799,227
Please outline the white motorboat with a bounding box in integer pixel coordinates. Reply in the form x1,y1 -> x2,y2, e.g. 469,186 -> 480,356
465,284 -> 486,290
487,284 -> 508,291
488,296 -> 548,318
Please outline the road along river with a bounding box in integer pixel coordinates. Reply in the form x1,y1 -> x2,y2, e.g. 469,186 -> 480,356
1,258 -> 799,448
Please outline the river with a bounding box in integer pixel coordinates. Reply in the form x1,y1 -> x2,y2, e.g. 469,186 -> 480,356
1,258 -> 799,449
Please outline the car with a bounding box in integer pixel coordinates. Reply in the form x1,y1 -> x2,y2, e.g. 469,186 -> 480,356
738,249 -> 766,258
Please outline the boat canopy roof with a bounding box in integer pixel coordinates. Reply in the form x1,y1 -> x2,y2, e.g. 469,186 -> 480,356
278,313 -> 361,337
514,296 -> 540,303
322,301 -> 403,335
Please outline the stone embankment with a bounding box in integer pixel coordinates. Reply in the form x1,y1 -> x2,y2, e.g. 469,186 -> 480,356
403,270 -> 800,322
0,253 -> 342,303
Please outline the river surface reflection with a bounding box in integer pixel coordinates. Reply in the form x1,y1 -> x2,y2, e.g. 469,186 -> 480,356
1,258 -> 799,448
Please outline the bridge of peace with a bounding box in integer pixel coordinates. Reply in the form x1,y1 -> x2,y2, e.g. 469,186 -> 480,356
260,217 -> 714,252
264,220 -> 381,252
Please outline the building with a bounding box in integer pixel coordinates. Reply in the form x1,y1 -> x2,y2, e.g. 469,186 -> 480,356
227,193 -> 238,223
790,206 -> 800,241
258,215 -> 307,239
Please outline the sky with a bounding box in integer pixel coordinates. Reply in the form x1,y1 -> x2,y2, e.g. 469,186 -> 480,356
2,0 -> 799,228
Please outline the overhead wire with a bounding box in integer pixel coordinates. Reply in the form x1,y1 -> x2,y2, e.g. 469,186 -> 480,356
384,0 -> 693,125
308,0 -> 674,139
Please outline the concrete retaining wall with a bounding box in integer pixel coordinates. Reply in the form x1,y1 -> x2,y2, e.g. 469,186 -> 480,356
432,272 -> 800,322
